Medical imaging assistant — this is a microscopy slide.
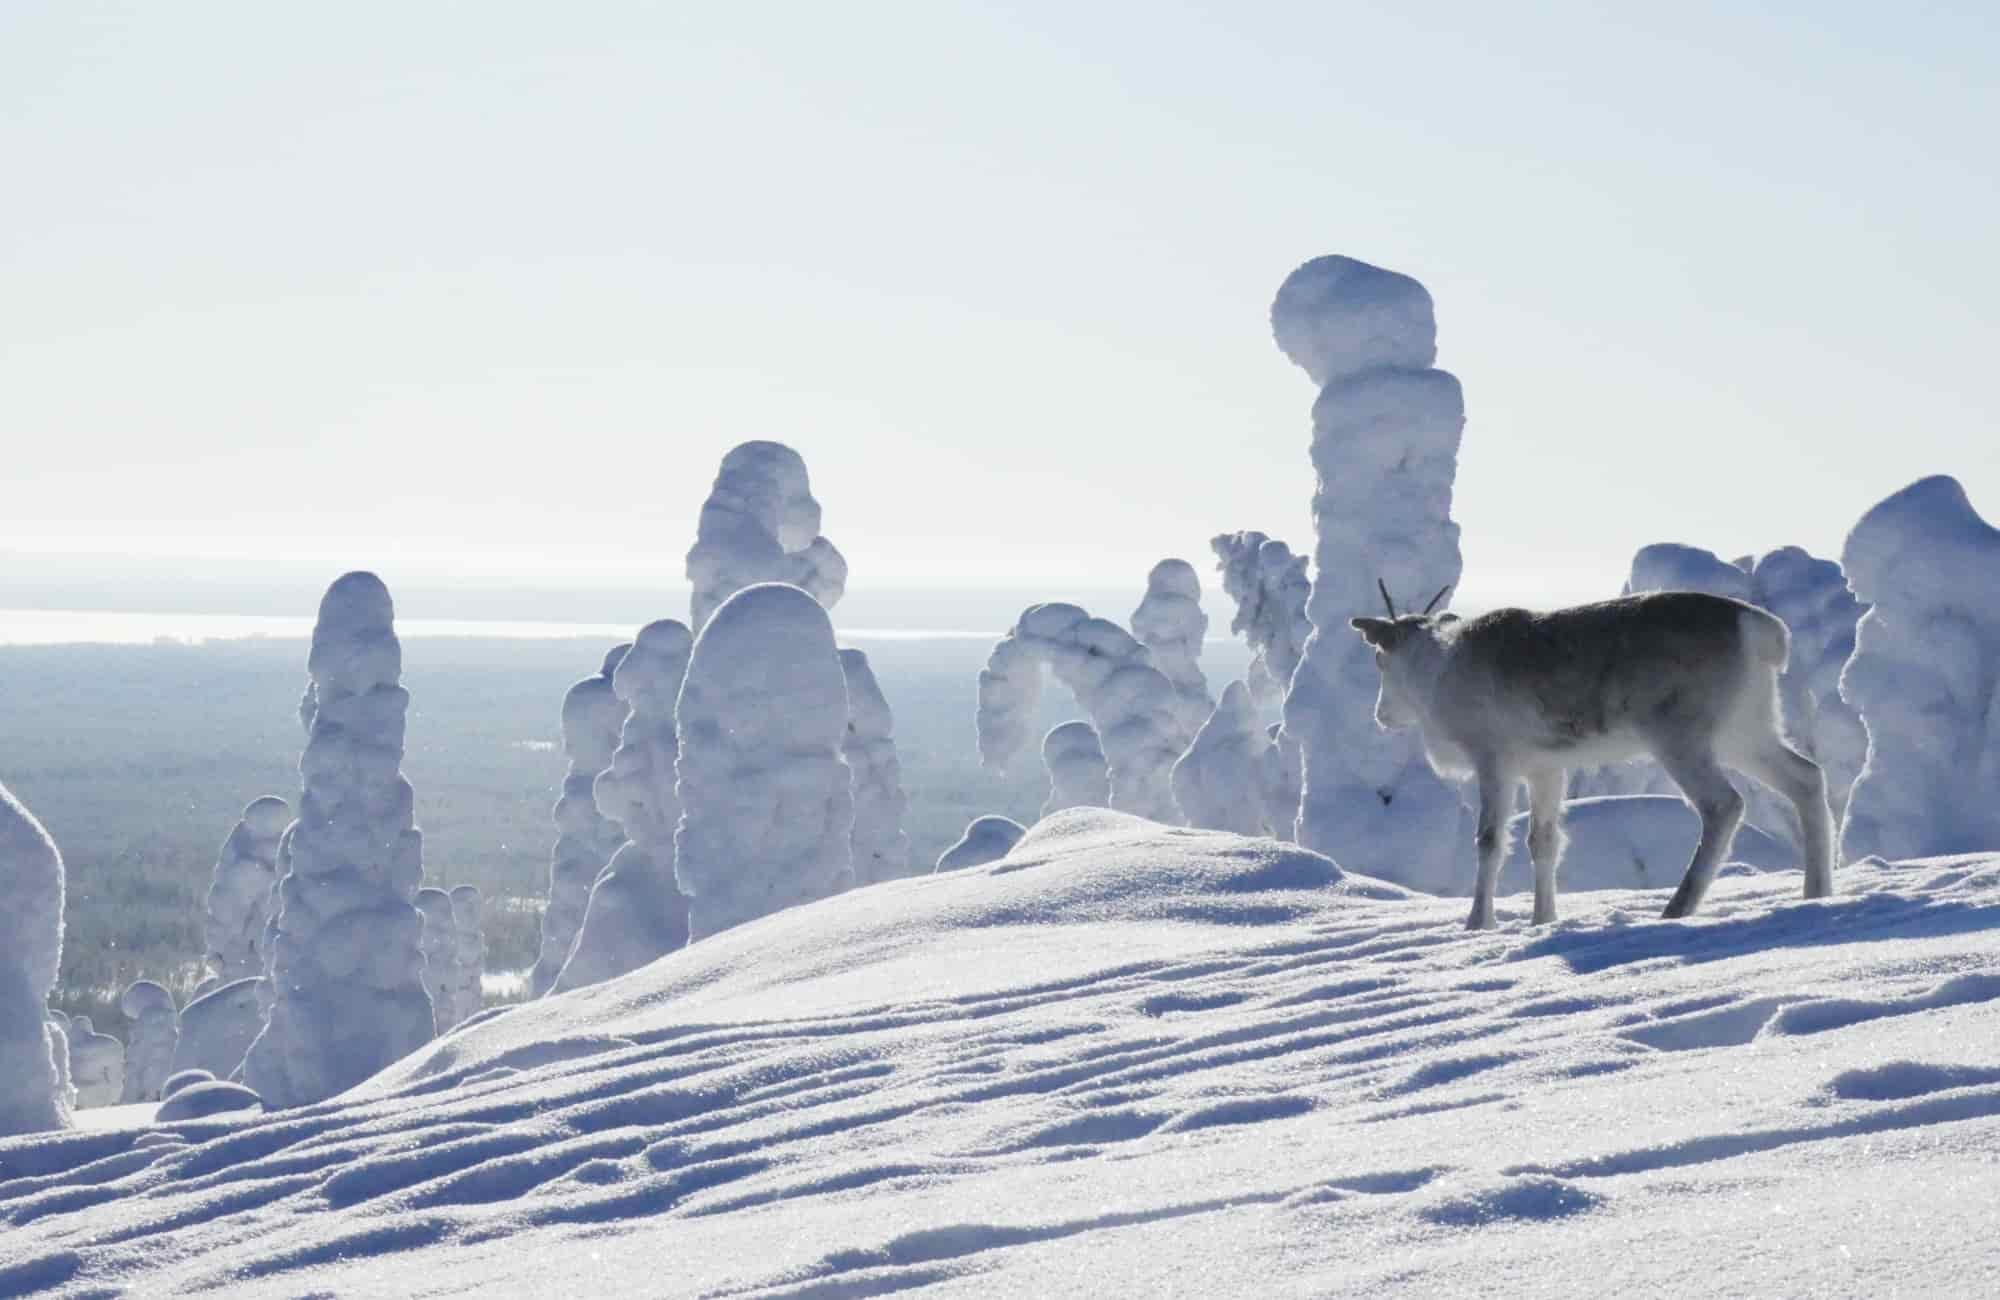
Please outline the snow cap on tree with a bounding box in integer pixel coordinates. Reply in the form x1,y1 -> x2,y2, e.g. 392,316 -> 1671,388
675,583 -> 854,939
978,603 -> 1188,825
1131,559 -> 1214,735
935,815 -> 1027,872
555,621 -> 694,992
1040,720 -> 1110,820
241,571 -> 434,1108
1274,255 -> 1469,888
529,643 -> 630,998
686,441 -> 848,633
119,980 -> 180,1104
839,649 -> 911,885
1,781 -> 69,1136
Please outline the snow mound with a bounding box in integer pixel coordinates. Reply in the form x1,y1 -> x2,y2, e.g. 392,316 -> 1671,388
8,822 -> 2000,1297
1839,475 -> 2000,861
935,815 -> 1027,872
1502,795 -> 1795,893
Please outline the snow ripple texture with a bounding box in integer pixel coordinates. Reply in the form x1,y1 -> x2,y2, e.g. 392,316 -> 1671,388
240,571 -> 435,1110
9,816 -> 2000,1296
1274,255 -> 1470,888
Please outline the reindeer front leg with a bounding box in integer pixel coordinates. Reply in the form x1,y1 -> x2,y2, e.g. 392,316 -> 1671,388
1468,763 -> 1513,930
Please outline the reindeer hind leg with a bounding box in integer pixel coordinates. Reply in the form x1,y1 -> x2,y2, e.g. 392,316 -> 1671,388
1655,749 -> 1744,920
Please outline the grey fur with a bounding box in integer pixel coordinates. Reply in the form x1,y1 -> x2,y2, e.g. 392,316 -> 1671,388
1352,591 -> 1835,928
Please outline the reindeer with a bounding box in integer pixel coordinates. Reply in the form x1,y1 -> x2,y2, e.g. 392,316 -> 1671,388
1351,583 -> 1834,929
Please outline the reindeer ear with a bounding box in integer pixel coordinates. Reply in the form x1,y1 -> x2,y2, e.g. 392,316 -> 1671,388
1350,616 -> 1397,648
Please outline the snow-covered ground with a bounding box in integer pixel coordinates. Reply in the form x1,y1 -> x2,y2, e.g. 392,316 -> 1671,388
5,809 -> 2000,1296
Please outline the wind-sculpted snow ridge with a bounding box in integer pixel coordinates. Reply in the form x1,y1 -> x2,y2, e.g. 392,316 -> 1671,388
529,644 -> 630,999
199,797 -> 290,995
676,583 -> 854,939
1274,256 -> 1471,890
1211,530 -> 1312,706
935,815 -> 1027,872
1131,559 -> 1214,736
1172,681 -> 1269,835
118,983 -> 178,1105
686,441 -> 847,634
7,814 -> 2000,1295
1839,476 -> 2000,862
0,782 -> 66,1137
1040,721 -> 1109,819
12,815 -> 2000,1295
979,603 -> 1189,824
839,649 -> 911,885
555,622 -> 693,994
240,572 -> 434,1109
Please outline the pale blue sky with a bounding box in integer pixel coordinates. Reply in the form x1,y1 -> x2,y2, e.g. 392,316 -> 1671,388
4,1 -> 1994,608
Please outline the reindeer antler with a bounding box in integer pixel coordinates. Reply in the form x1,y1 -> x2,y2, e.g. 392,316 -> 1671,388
1421,584 -> 1453,616
1377,578 -> 1397,619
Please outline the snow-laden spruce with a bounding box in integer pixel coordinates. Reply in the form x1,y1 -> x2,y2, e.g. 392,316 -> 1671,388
1040,721 -> 1110,819
839,649 -> 911,884
675,583 -> 855,938
118,980 -> 179,1104
66,1016 -> 124,1109
198,795 -> 290,995
528,644 -> 630,999
554,620 -> 693,993
0,781 -> 67,1136
686,441 -> 848,633
1171,681 -> 1271,835
43,1010 -> 75,1114
978,603 -> 1187,824
416,889 -> 459,1034
1744,547 -> 1868,822
448,886 -> 484,1024
1273,255 -> 1469,887
241,572 -> 434,1109
1211,530 -> 1312,705
1131,559 -> 1214,735
1258,722 -> 1303,844
935,814 -> 1027,871
1839,475 -> 2000,861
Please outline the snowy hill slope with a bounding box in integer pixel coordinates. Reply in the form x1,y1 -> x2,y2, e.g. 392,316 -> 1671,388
5,809 -> 2000,1296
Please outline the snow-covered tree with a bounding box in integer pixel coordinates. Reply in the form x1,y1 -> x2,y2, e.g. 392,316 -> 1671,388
840,649 -> 911,884
200,795 -> 290,995
1172,681 -> 1269,836
554,620 -> 693,993
1258,722 -> 1302,844
936,815 -> 1027,872
1,781 -> 68,1136
44,1010 -> 76,1115
416,888 -> 458,1033
978,603 -> 1187,825
1744,546 -> 1869,822
119,980 -> 179,1104
1839,476 -> 2000,861
1211,531 -> 1311,706
529,644 -> 629,998
1131,559 -> 1214,735
675,583 -> 854,939
686,441 -> 847,633
168,978 -> 265,1081
241,572 -> 434,1108
449,885 -> 484,1023
67,1016 -> 124,1109
1040,721 -> 1109,819
1274,255 -> 1470,888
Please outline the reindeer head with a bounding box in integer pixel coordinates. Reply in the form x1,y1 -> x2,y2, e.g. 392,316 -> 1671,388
1350,580 -> 1453,731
